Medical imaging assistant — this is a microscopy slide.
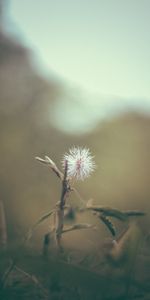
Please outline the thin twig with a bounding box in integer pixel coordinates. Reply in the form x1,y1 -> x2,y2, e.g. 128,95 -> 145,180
0,259 -> 16,288
14,266 -> 49,296
35,156 -> 64,180
72,188 -> 87,208
0,200 -> 7,248
26,209 -> 55,241
62,223 -> 96,233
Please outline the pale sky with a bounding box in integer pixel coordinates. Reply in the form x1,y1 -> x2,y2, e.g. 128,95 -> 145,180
5,0 -> 150,133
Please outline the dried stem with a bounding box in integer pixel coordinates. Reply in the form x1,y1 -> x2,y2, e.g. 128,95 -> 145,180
35,155 -> 94,252
62,223 -> 95,233
36,155 -> 70,251
55,161 -> 69,251
14,266 -> 49,296
35,156 -> 63,180
0,200 -> 7,248
0,259 -> 16,288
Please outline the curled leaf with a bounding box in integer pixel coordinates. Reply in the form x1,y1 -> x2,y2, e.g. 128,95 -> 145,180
99,214 -> 116,237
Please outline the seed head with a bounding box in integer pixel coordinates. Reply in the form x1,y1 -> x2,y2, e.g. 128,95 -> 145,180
62,147 -> 95,180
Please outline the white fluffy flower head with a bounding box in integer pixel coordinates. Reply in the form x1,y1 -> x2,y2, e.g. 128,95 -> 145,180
62,147 -> 95,180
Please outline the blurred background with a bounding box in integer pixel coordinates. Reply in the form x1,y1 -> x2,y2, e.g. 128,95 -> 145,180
0,0 -> 150,250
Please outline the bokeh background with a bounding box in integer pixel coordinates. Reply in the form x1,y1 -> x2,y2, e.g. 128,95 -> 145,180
0,0 -> 150,251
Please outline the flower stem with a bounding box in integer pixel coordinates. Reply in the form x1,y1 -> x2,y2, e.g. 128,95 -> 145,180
55,161 -> 69,251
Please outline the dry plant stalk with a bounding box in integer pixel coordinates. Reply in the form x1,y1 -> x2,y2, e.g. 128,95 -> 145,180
34,148 -> 95,253
35,156 -> 70,252
0,200 -> 7,248
54,161 -> 69,250
0,259 -> 16,289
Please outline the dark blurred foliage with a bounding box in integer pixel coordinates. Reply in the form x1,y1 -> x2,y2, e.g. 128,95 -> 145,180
0,1 -> 150,252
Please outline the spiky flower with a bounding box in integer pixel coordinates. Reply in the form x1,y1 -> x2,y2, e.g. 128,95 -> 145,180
62,147 -> 95,180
